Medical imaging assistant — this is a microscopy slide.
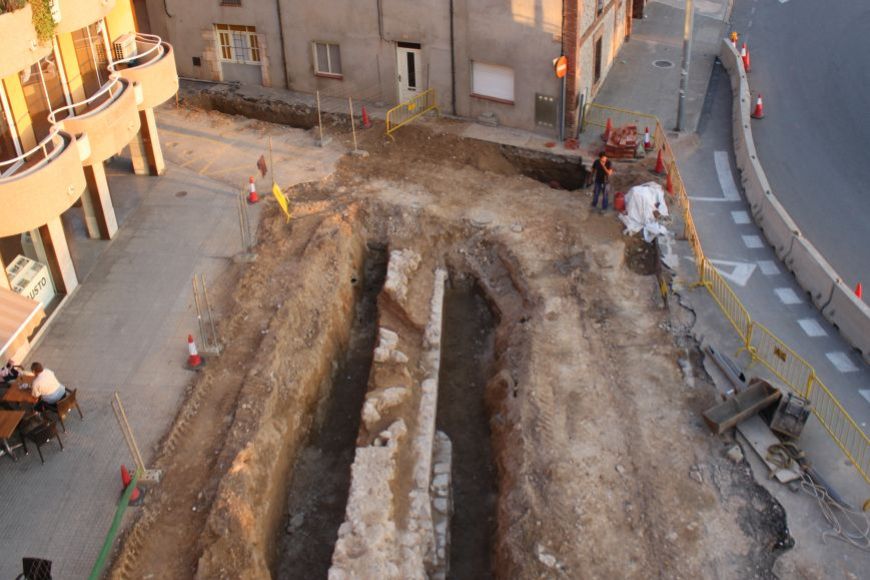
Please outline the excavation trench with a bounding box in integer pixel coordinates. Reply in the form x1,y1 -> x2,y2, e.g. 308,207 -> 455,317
437,276 -> 499,579
273,244 -> 387,578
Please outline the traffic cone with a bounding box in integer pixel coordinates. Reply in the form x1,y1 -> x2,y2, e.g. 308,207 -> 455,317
187,334 -> 204,370
247,176 -> 259,204
666,170 -> 674,195
741,43 -> 750,72
856,282 -> 863,299
643,127 -> 652,151
120,464 -> 142,504
653,149 -> 665,174
361,106 -> 372,129
601,117 -> 613,142
751,94 -> 764,119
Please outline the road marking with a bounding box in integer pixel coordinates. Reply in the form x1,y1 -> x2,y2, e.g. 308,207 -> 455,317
731,210 -> 750,225
797,318 -> 827,337
687,196 -> 741,202
774,288 -> 801,304
742,235 -> 764,249
758,260 -> 780,276
860,390 -> 870,405
826,352 -> 859,373
709,259 -> 756,287
714,151 -> 741,201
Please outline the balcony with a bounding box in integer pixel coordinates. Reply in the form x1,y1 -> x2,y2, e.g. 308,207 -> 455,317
109,34 -> 179,110
0,129 -> 87,237
49,77 -> 141,165
0,2 -> 52,78
53,0 -> 116,34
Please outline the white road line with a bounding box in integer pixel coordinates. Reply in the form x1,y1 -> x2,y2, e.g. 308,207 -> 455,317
758,260 -> 780,276
774,287 -> 801,304
826,352 -> 859,373
687,196 -> 741,202
742,235 -> 764,249
859,390 -> 870,405
797,318 -> 827,337
709,258 -> 756,287
714,151 -> 741,201
731,210 -> 751,225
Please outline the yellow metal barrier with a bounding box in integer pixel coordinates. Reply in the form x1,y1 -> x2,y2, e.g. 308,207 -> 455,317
700,258 -> 753,343
746,322 -> 815,395
586,101 -> 869,486
807,375 -> 870,482
385,89 -> 439,139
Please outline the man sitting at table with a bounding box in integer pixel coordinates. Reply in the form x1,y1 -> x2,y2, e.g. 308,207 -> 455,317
28,362 -> 66,407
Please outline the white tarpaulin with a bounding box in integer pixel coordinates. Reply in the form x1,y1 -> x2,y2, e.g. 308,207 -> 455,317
618,181 -> 670,242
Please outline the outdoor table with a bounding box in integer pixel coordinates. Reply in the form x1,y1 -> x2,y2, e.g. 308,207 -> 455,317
0,409 -> 26,461
1,381 -> 38,407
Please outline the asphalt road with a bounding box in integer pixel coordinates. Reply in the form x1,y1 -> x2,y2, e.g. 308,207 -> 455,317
729,0 -> 870,288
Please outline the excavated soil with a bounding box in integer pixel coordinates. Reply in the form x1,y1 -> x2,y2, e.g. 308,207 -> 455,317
108,110 -> 791,579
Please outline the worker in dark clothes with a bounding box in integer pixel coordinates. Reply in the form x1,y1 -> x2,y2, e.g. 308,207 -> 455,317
591,151 -> 614,211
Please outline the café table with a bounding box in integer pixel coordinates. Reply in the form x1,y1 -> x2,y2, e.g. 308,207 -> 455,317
1,381 -> 38,407
0,409 -> 26,461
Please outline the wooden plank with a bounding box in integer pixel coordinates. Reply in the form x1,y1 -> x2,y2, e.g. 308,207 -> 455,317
737,415 -> 801,483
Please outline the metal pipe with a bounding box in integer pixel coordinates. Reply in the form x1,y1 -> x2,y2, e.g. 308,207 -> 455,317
449,0 -> 456,115
275,0 -> 291,89
676,0 -> 693,131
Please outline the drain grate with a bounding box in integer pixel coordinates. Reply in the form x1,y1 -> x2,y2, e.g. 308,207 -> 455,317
653,60 -> 674,68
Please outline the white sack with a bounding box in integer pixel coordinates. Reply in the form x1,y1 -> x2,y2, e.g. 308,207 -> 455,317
618,181 -> 670,242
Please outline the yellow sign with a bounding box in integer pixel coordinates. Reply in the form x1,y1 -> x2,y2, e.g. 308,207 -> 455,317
272,182 -> 291,222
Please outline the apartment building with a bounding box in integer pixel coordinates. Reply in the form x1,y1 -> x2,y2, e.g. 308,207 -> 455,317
0,0 -> 178,361
144,0 -> 632,136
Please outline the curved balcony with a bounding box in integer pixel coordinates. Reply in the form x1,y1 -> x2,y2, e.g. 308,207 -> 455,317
53,0 -> 116,34
0,3 -> 53,78
109,34 -> 179,110
49,76 -> 141,165
0,129 -> 87,238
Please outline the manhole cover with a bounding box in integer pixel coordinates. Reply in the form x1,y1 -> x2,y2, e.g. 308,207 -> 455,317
175,191 -> 188,197
653,60 -> 674,68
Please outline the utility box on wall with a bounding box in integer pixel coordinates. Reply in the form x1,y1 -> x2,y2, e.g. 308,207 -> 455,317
535,93 -> 557,129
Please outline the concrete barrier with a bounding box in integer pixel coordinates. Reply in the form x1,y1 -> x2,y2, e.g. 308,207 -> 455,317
754,191 -> 800,260
720,38 -> 870,356
823,281 -> 870,364
785,237 -> 839,308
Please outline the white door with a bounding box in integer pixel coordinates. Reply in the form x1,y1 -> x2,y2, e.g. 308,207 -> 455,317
397,45 -> 422,103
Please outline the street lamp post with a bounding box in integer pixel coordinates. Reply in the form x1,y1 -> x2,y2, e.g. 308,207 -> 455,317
676,0 -> 694,132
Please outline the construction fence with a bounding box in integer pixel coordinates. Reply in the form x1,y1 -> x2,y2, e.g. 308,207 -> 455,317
583,102 -> 870,485
385,88 -> 439,139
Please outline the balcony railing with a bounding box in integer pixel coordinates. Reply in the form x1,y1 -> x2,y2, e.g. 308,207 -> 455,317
109,34 -> 179,110
0,128 -> 87,237
48,76 -> 141,164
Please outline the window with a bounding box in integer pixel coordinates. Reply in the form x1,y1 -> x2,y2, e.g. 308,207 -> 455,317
214,24 -> 260,64
72,23 -> 110,98
221,0 -> 242,5
597,0 -> 605,16
593,36 -> 603,84
313,42 -> 342,77
471,61 -> 515,104
19,54 -> 68,141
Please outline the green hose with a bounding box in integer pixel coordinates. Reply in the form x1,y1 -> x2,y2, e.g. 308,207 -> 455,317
89,467 -> 141,580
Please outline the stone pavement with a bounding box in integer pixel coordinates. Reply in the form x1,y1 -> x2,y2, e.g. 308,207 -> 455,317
0,107 -> 343,579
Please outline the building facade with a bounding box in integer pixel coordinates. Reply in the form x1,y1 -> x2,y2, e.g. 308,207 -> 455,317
144,0 -> 631,136
0,0 -> 178,361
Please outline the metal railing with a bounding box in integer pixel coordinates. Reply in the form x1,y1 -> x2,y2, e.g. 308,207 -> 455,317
47,76 -> 126,124
584,101 -> 870,485
0,128 -> 65,179
385,88 -> 439,139
108,33 -> 166,73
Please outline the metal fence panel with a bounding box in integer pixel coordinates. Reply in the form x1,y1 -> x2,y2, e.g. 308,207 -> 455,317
702,259 -> 753,343
386,89 -> 439,137
807,376 -> 870,482
749,323 -> 814,395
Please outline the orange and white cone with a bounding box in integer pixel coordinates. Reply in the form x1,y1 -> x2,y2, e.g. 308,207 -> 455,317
120,464 -> 143,505
856,282 -> 863,300
247,176 -> 260,204
643,127 -> 653,151
741,43 -> 751,72
666,170 -> 674,195
361,106 -> 372,129
601,118 -> 613,142
187,334 -> 204,370
653,149 -> 665,174
751,94 -> 765,119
